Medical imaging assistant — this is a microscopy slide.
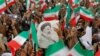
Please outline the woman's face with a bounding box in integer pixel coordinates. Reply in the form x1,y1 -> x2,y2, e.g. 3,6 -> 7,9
43,26 -> 51,34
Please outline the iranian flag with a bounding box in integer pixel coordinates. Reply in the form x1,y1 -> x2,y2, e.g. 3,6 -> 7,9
7,31 -> 29,56
80,7 -> 94,22
30,22 -> 39,50
65,4 -> 72,26
26,0 -> 31,10
0,0 -> 6,14
67,42 -> 94,56
68,0 -> 80,9
95,50 -> 100,56
70,13 -> 80,26
40,2 -> 47,13
70,7 -> 80,26
6,0 -> 15,7
45,40 -> 69,56
0,0 -> 15,14
43,5 -> 61,21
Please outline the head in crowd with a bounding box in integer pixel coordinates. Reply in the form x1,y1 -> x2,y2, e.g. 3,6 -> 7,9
41,22 -> 51,34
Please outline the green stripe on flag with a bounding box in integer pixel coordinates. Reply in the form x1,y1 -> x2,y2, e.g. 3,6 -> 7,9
31,22 -> 38,49
35,0 -> 39,1
45,40 -> 65,56
0,0 -> 5,5
95,0 -> 100,2
44,5 -> 61,13
80,7 -> 94,16
73,42 -> 94,56
19,31 -> 29,39
35,0 -> 39,4
65,4 -> 72,25
26,0 -> 30,10
74,6 -> 80,13
74,0 -> 80,4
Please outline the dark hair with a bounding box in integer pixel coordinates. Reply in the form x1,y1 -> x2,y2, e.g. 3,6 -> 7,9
41,22 -> 51,31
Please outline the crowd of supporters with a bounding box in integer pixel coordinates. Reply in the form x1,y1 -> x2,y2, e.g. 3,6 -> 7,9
0,0 -> 100,56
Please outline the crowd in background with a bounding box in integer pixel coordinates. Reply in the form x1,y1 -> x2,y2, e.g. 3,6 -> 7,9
0,0 -> 100,56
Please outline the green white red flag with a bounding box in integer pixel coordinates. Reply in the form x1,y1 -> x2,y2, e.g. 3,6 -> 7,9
43,4 -> 61,21
6,0 -> 15,7
80,7 -> 94,22
45,40 -> 69,56
67,42 -> 94,56
0,0 -> 6,14
70,7 -> 80,26
0,0 -> 15,14
7,31 -> 29,56
68,0 -> 80,9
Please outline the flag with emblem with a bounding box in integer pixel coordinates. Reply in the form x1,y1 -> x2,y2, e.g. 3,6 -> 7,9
43,4 -> 61,21
7,31 -> 29,56
67,42 -> 94,56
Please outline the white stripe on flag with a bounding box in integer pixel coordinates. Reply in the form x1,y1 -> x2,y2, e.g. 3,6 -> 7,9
80,10 -> 93,19
0,3 -> 6,9
44,12 -> 59,17
13,35 -> 26,45
51,47 -> 69,56
67,48 -> 83,56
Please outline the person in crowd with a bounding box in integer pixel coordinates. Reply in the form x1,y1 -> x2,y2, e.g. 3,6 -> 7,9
0,0 -> 99,56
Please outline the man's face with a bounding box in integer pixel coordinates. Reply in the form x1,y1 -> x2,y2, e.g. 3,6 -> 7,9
43,26 -> 51,34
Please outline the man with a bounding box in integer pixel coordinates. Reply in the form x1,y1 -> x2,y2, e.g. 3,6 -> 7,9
38,21 -> 59,48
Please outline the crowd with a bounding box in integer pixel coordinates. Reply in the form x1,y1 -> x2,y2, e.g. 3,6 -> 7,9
0,0 -> 100,56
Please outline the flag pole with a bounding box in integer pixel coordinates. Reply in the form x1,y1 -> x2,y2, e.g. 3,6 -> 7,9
30,18 -> 37,56
4,0 -> 12,14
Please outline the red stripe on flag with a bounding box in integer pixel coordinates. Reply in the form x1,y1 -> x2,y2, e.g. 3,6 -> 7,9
80,14 -> 93,22
68,0 -> 73,5
95,50 -> 100,56
7,40 -> 21,56
7,0 -> 15,7
0,7 -> 7,14
44,15 -> 58,21
70,16 -> 77,26
41,3 -> 47,13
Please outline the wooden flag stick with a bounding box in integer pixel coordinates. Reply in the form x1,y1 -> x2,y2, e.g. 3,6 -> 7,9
4,0 -> 12,14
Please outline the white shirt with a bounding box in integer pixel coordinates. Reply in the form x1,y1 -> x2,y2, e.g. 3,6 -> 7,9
1,53 -> 12,56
